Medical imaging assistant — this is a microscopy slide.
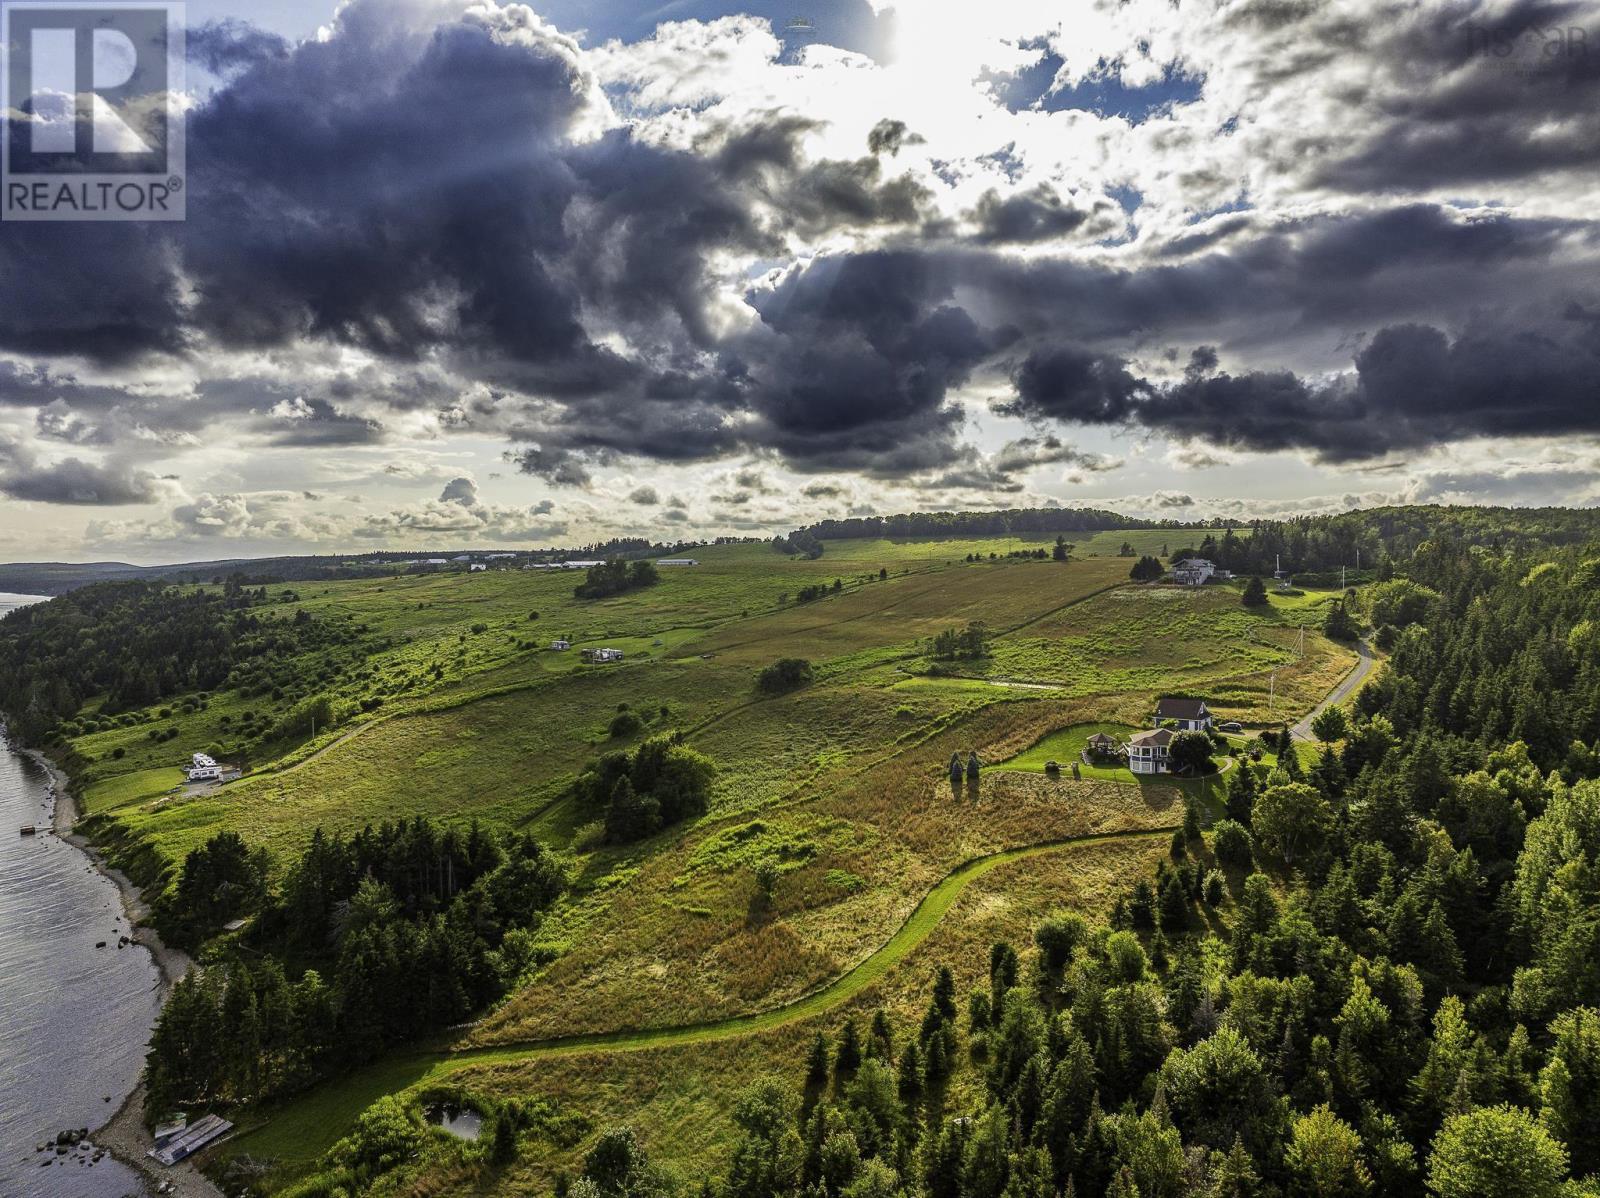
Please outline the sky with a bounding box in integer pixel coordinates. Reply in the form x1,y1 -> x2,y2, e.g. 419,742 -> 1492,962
1,0 -> 1598,563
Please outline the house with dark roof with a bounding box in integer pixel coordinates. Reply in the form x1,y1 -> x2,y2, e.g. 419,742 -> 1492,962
1127,727 -> 1174,774
1154,697 -> 1214,732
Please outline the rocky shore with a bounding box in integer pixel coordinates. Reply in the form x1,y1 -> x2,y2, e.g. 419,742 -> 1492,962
30,748 -> 225,1198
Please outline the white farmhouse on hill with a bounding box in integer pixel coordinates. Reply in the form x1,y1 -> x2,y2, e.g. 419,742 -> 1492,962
1171,558 -> 1217,585
186,753 -> 223,783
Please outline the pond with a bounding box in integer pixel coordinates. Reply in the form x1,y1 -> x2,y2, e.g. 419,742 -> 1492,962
423,1103 -> 483,1141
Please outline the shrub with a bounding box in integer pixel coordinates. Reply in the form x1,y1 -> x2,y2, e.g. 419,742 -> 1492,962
1211,820 -> 1254,870
609,711 -> 644,739
1033,912 -> 1088,971
757,658 -> 815,694
1129,555 -> 1165,582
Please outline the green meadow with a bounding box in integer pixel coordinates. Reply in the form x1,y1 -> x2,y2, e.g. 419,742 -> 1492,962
55,531 -> 1364,1191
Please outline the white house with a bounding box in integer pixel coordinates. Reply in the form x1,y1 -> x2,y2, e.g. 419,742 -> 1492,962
583,647 -> 624,663
1154,697 -> 1214,731
657,558 -> 699,567
550,638 -> 571,650
469,563 -> 487,572
563,559 -> 605,570
186,753 -> 223,783
1127,728 -> 1174,774
1171,558 -> 1217,586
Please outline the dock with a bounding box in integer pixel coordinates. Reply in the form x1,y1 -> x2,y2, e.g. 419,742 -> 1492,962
148,1114 -> 232,1166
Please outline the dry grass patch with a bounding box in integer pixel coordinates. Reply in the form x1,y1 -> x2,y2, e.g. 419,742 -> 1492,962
395,835 -> 1166,1196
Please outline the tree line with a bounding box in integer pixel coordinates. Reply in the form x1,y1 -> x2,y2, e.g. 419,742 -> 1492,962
0,577 -> 378,742
145,817 -> 565,1114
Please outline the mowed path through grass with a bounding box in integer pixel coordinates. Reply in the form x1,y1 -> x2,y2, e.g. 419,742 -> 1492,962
233,824 -> 1178,1166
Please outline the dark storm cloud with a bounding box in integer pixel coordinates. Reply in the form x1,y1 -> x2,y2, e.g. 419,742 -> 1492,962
738,254 -> 1003,472
508,445 -> 597,488
992,435 -> 1122,474
188,17 -> 288,74
707,115 -> 936,238
970,184 -> 1100,244
440,477 -> 479,505
1005,311 -> 1600,462
0,227 -> 185,362
0,362 -> 136,410
3,0 -> 1599,500
0,438 -> 163,504
1000,347 -> 1150,423
866,119 -> 923,157
801,482 -> 846,499
1311,0 -> 1600,192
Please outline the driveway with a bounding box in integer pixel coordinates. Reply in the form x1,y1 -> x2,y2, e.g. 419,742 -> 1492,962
1291,638 -> 1375,741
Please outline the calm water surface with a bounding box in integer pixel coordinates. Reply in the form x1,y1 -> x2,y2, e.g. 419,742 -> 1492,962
1,592 -> 159,1198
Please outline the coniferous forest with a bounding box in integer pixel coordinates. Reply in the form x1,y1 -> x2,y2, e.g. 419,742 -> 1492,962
667,540 -> 1600,1198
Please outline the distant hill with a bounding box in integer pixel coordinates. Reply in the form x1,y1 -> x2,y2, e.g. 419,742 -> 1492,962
0,561 -> 149,596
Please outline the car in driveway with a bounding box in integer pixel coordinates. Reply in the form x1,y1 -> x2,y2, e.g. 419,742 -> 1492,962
1218,720 -> 1244,733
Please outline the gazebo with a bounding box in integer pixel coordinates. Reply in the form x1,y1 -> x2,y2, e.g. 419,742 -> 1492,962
1086,732 -> 1119,754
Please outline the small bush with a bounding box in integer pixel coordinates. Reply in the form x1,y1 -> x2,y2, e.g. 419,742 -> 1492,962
609,711 -> 644,739
757,658 -> 815,694
1212,820 -> 1255,870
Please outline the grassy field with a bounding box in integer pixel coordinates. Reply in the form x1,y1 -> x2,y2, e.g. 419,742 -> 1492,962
231,821 -> 1178,1168
50,530 -> 1361,1192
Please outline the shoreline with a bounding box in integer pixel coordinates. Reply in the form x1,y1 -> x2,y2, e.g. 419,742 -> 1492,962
22,743 -> 225,1198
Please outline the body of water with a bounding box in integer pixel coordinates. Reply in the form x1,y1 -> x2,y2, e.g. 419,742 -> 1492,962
1,593 -> 160,1198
